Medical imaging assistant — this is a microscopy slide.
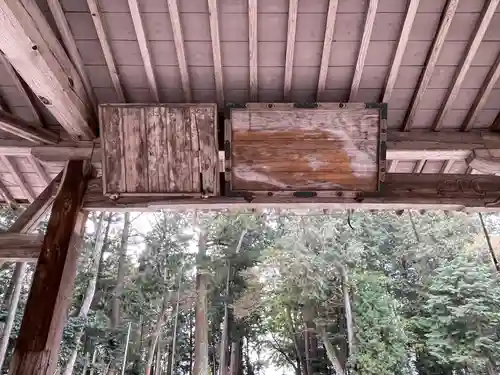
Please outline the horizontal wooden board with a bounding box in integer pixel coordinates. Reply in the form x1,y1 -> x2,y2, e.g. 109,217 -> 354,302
228,104 -> 382,194
99,104 -> 218,197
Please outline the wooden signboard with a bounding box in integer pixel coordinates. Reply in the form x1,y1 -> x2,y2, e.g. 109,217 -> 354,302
225,103 -> 386,197
100,104 -> 219,197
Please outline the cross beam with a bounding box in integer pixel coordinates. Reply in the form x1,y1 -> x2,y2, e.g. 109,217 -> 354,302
83,174 -> 500,212
0,131 -> 497,163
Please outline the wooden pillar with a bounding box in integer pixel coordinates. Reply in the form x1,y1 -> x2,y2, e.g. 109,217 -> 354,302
8,160 -> 90,375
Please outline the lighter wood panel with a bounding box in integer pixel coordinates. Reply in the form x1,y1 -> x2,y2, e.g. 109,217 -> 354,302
230,107 -> 380,193
317,0 -> 339,101
284,0 -> 298,101
146,106 -> 168,192
249,0 -> 258,101
198,107 -> 218,195
100,106 -> 125,194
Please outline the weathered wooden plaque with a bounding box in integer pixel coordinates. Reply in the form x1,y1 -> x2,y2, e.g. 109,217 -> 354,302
100,104 -> 219,197
226,103 -> 386,197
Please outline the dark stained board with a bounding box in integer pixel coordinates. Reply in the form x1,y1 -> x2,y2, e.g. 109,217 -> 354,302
228,103 -> 384,195
100,104 -> 218,197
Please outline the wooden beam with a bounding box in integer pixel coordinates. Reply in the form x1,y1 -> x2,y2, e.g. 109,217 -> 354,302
388,160 -> 399,172
462,51 -> 500,131
128,0 -> 159,102
0,52 -> 44,126
8,172 -> 62,233
349,0 -> 378,102
382,0 -> 420,103
492,112 -> 500,132
207,0 -> 224,106
0,110 -> 59,144
440,159 -> 455,174
317,0 -> 338,101
0,0 -> 95,139
167,0 -> 192,102
0,156 -> 35,202
9,161 -> 89,375
0,178 -> 16,208
413,159 -> 426,173
433,0 -> 500,131
249,0 -> 258,102
402,0 -> 459,131
27,156 -> 50,185
87,0 -> 125,102
83,173 -> 500,212
47,0 -> 97,112
284,0 -> 298,101
467,149 -> 500,174
0,131 -> 497,164
0,234 -> 42,262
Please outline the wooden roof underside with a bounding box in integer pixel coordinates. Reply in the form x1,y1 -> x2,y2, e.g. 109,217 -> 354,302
1,0 -> 500,203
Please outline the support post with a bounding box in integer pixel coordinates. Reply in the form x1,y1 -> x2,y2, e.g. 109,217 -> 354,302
8,160 -> 90,375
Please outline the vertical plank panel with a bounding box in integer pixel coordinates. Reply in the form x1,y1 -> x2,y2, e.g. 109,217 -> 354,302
166,107 -> 176,192
174,108 -> 188,191
101,107 -> 125,194
146,106 -> 160,192
183,107 -> 193,192
198,107 -> 218,195
159,106 -> 170,190
190,108 -> 201,192
123,107 -> 148,192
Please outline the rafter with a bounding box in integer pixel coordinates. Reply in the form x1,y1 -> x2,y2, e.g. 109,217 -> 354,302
0,110 -> 59,145
0,156 -> 35,202
27,157 -> 50,185
87,0 -> 125,102
317,0 -> 338,101
349,0 -> 378,102
0,0 -> 95,139
167,0 -> 192,102
388,160 -> 399,172
0,178 -> 16,208
402,0 -> 459,131
412,159 -> 426,173
47,0 -> 97,112
433,0 -> 500,131
208,0 -> 224,106
440,160 -> 455,174
128,0 -> 159,102
0,52 -> 44,125
462,51 -> 500,131
382,0 -> 420,103
284,0 -> 298,101
249,0 -> 258,101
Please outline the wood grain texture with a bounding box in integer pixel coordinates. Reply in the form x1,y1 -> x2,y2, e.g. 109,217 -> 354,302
230,107 -> 380,192
349,0 -> 378,102
0,233 -> 42,262
84,174 -> 500,212
413,159 -> 426,173
462,51 -> 500,131
127,0 -> 159,102
100,106 -> 125,194
440,160 -> 455,174
27,156 -> 50,185
433,0 -> 500,131
402,0 -> 459,131
87,0 -> 125,102
382,0 -> 420,103
467,149 -> 500,174
0,0 -> 95,139
284,0 -> 298,101
46,0 -> 97,112
0,110 -> 59,144
100,104 -> 218,196
0,156 -> 35,202
0,178 -> 16,208
317,0 -> 338,101
9,160 -> 88,375
167,0 -> 192,102
123,107 -> 148,192
207,0 -> 224,106
249,0 -> 258,101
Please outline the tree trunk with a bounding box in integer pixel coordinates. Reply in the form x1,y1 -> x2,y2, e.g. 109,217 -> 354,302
170,269 -> 182,375
334,262 -> 353,358
0,262 -> 26,369
189,309 -> 194,375
318,326 -> 344,375
228,342 -> 239,375
193,229 -> 209,375
63,213 -> 111,375
154,340 -> 161,375
145,294 -> 170,375
89,347 -> 97,375
166,342 -> 173,375
112,212 -> 130,329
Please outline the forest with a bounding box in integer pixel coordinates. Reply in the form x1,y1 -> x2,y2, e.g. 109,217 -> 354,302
0,208 -> 499,375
